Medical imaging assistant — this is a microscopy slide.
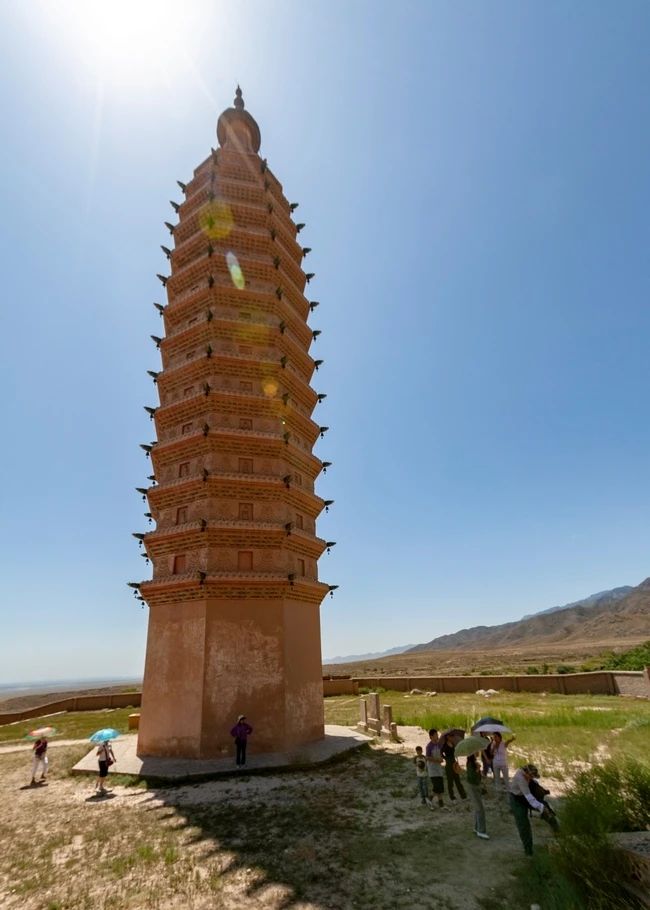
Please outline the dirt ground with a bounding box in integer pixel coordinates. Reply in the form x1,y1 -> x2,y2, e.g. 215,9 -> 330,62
0,728 -> 556,910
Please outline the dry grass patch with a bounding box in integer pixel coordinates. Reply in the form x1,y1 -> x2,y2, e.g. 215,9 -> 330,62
0,738 -> 539,910
2,693 -> 647,909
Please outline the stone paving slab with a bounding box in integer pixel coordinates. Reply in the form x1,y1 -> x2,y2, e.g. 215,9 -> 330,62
72,725 -> 371,782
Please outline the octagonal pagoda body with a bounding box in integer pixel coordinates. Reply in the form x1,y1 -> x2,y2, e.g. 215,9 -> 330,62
136,91 -> 332,759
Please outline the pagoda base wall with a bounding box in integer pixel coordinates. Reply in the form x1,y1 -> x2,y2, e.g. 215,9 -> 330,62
137,597 -> 324,758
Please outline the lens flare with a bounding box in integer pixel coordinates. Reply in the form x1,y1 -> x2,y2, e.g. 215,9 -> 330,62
262,378 -> 279,397
199,200 -> 234,239
226,252 -> 245,290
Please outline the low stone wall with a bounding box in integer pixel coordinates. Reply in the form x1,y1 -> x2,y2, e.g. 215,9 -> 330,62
323,678 -> 359,697
612,670 -> 650,698
0,692 -> 142,727
351,670 -> 650,697
2,669 -> 647,727
0,679 -> 360,725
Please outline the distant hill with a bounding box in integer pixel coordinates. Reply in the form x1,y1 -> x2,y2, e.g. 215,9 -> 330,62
407,579 -> 650,654
520,586 -> 633,620
323,645 -> 413,665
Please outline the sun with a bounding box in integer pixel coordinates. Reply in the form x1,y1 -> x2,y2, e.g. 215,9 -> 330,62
45,0 -> 197,88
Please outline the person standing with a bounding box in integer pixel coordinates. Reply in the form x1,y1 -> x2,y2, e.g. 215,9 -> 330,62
491,731 -> 515,795
95,740 -> 115,796
508,764 -> 548,856
480,733 -> 493,786
413,746 -> 430,806
466,753 -> 489,839
441,733 -> 467,802
230,714 -> 253,768
425,729 -> 446,808
30,737 -> 48,785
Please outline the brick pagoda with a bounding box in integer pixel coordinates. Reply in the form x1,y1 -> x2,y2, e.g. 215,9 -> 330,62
135,88 -> 334,758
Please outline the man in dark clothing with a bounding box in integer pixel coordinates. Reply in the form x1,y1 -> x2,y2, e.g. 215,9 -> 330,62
441,734 -> 467,801
230,714 -> 253,767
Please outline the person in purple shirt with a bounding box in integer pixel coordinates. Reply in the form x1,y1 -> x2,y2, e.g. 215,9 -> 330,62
230,714 -> 253,767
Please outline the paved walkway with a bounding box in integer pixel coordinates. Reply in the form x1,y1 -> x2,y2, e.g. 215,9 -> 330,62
73,725 -> 371,782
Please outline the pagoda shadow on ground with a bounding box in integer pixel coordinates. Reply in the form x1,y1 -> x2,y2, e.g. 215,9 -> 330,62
72,725 -> 371,783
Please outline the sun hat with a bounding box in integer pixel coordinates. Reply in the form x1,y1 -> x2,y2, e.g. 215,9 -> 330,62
237,714 -> 245,722
523,763 -> 540,778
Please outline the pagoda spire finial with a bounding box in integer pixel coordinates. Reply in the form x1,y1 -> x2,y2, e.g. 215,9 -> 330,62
217,86 -> 261,153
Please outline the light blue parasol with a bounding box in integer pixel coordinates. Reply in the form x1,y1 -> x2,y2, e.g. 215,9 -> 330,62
89,728 -> 121,743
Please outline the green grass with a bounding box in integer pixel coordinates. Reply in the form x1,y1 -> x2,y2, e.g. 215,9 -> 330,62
325,691 -> 650,772
0,706 -> 136,743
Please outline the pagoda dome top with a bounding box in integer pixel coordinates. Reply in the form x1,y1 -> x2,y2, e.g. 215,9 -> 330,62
217,86 -> 261,153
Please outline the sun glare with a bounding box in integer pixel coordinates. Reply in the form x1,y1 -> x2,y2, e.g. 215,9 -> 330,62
50,0 -> 195,88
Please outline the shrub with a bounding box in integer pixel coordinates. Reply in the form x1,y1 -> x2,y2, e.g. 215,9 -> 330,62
525,665 -> 540,675
561,760 -> 650,836
518,761 -> 650,910
557,665 -> 576,674
602,640 -> 650,671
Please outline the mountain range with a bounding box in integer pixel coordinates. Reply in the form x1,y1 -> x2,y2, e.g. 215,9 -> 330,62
325,580 -> 649,665
520,586 -> 633,620
323,645 -> 413,665
407,578 -> 650,653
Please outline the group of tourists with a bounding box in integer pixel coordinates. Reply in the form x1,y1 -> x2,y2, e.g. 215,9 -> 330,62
414,726 -> 558,855
27,714 -> 253,797
27,712 -> 553,855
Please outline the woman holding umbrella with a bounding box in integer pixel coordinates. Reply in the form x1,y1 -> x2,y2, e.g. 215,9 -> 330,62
31,737 -> 48,785
456,735 -> 491,839
472,719 -> 515,798
490,731 -> 516,795
90,728 -> 119,796
25,726 -> 57,786
471,716 -> 501,783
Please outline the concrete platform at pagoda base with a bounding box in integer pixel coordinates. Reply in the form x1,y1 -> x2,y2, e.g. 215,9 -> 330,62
72,725 -> 372,783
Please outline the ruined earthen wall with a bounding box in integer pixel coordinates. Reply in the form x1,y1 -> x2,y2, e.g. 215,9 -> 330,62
351,671 -> 649,697
0,693 -> 142,726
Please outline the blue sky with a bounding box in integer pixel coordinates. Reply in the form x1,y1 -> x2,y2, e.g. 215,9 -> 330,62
1,1 -> 649,682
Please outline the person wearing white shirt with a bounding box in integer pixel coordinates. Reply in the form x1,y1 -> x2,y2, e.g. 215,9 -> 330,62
490,731 -> 515,796
508,764 -> 547,855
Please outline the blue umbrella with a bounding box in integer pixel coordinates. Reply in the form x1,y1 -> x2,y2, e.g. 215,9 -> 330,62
89,728 -> 120,743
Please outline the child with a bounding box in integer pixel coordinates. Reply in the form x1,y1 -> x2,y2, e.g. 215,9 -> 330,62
30,737 -> 48,785
466,753 -> 489,839
413,746 -> 430,806
491,731 -> 515,795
